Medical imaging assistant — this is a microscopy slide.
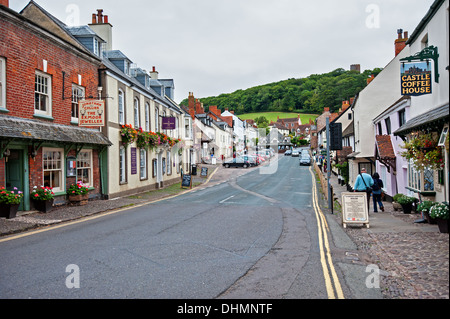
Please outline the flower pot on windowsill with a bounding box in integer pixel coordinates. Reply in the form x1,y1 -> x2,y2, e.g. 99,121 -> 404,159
33,199 -> 54,213
0,203 -> 20,219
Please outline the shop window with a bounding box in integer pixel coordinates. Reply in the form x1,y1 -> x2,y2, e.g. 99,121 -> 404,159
408,160 -> 435,193
43,148 -> 64,192
77,150 -> 92,187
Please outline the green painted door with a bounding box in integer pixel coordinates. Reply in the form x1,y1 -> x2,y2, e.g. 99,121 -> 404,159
6,150 -> 24,211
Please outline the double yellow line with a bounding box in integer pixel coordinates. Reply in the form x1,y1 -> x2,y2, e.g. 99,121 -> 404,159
310,166 -> 345,299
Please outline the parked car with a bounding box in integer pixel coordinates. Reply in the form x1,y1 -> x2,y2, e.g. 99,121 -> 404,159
299,155 -> 311,166
292,150 -> 299,157
284,150 -> 292,156
244,155 -> 259,166
223,156 -> 251,168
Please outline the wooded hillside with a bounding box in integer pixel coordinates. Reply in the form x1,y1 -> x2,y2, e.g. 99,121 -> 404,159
180,67 -> 382,115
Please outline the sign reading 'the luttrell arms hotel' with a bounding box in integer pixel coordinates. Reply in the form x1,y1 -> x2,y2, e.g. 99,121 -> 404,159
401,61 -> 432,96
79,100 -> 105,127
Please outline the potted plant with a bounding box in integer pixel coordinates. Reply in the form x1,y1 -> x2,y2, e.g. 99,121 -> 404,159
429,202 -> 449,233
395,194 -> 417,214
31,186 -> 55,213
417,200 -> 436,224
67,182 -> 90,206
0,187 -> 24,219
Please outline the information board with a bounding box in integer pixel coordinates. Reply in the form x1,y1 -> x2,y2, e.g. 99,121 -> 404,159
200,167 -> 208,177
181,174 -> 192,189
341,192 -> 369,228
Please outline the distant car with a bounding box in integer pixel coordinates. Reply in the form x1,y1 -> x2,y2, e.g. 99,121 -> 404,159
223,156 -> 251,168
299,155 -> 311,166
284,150 -> 292,156
292,150 -> 299,157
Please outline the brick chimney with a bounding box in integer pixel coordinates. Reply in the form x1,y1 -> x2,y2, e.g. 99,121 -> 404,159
0,0 -> 9,7
367,74 -> 375,85
188,92 -> 196,119
395,29 -> 408,56
89,9 -> 113,51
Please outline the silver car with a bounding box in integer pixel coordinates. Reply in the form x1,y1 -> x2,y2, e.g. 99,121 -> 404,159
299,155 -> 311,166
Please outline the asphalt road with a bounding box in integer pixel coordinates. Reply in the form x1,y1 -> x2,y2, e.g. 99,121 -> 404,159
0,154 -> 350,299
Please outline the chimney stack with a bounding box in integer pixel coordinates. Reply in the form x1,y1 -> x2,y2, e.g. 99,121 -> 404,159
395,28 -> 409,56
0,0 -> 9,8
89,9 -> 113,51
150,66 -> 159,80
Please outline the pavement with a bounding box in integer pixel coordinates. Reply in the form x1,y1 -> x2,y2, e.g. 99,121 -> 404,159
1,155 -> 448,299
319,165 -> 449,299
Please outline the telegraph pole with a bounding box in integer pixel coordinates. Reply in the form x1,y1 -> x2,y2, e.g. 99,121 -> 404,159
326,117 -> 333,213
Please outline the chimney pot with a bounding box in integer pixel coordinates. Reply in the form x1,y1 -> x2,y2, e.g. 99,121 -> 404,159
92,13 -> 97,24
397,28 -> 403,39
0,0 -> 9,7
404,31 -> 408,39
104,15 -> 109,24
97,9 -> 104,24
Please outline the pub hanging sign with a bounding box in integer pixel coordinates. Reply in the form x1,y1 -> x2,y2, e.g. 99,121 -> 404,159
401,61 -> 432,96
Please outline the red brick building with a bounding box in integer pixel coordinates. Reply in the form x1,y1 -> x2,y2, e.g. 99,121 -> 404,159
0,2 -> 111,211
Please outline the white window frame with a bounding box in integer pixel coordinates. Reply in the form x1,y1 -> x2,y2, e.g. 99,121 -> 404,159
35,71 -> 52,116
167,151 -> 172,175
0,57 -> 6,110
76,150 -> 93,187
134,97 -> 140,129
140,149 -> 147,180
42,148 -> 64,193
119,146 -> 127,184
155,107 -> 159,132
118,89 -> 125,125
71,84 -> 85,122
145,102 -> 150,132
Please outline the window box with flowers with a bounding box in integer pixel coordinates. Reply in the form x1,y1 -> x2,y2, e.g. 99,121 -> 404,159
0,187 -> 24,219
67,182 -> 91,206
31,186 -> 55,213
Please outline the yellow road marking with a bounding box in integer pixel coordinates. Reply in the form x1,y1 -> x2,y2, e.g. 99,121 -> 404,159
310,166 -> 345,299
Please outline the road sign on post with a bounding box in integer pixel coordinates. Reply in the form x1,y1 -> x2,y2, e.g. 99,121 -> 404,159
329,122 -> 342,150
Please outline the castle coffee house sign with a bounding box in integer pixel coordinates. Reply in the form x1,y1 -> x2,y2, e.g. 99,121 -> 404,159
401,61 -> 432,96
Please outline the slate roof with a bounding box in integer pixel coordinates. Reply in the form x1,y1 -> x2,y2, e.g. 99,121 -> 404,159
394,104 -> 449,136
0,115 -> 112,146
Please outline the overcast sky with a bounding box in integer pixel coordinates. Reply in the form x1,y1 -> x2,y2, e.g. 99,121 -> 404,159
11,0 -> 435,104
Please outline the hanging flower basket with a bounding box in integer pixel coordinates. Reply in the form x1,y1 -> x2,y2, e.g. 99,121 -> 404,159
400,132 -> 444,170
120,124 -> 138,147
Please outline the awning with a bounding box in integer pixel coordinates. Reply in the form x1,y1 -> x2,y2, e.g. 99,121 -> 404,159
0,115 -> 112,146
394,104 -> 449,137
375,135 -> 396,173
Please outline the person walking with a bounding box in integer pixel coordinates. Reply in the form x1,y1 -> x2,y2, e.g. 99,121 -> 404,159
371,172 -> 384,212
353,168 -> 374,211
